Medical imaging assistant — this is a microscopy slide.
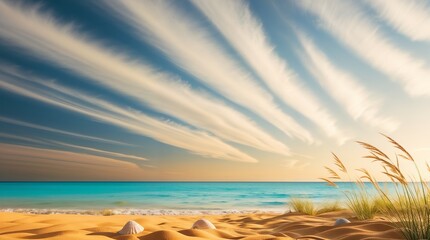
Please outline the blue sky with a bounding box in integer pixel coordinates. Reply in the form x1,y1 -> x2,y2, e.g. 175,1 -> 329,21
1,0 -> 430,180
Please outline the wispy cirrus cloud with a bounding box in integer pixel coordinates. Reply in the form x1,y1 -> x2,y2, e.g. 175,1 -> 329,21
191,0 -> 346,143
0,132 -> 46,145
297,33 -> 399,132
0,132 -> 148,162
102,0 -> 313,144
297,0 -> 430,97
0,67 -> 258,163
366,0 -> 430,42
46,140 -> 148,162
0,143 -> 137,168
0,116 -> 128,146
0,143 -> 148,180
0,1 -> 289,156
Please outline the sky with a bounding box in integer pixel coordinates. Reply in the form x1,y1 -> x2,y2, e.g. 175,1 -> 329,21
1,0 -> 430,181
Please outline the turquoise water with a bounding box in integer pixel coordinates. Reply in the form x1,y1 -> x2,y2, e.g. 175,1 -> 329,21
0,182 -> 371,214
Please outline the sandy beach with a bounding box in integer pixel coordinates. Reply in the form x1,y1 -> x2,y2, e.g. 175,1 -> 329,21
0,211 -> 403,240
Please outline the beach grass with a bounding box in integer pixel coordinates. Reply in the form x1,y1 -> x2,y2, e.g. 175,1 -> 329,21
344,188 -> 378,220
288,198 -> 345,215
320,134 -> 430,240
288,198 -> 317,215
317,201 -> 344,214
317,201 -> 345,214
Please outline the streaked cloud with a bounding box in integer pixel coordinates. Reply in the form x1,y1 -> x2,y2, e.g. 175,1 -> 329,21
0,116 -> 128,145
191,0 -> 346,143
46,140 -> 148,162
0,131 -> 148,162
0,66 -> 258,163
0,132 -> 46,145
366,0 -> 430,42
297,0 -> 430,97
0,1 -> 289,156
0,143 -> 148,180
103,0 -> 313,144
297,33 -> 399,132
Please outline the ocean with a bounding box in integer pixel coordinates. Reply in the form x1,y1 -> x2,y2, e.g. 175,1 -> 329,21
0,182 -> 373,215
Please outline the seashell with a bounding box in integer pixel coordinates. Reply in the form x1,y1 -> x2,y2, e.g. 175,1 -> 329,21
334,218 -> 351,226
118,220 -> 144,235
192,218 -> 216,229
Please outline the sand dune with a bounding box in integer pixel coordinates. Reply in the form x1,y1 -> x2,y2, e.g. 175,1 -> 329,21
0,211 -> 403,240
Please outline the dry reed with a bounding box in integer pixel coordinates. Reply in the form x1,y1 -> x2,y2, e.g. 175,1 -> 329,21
321,134 -> 430,239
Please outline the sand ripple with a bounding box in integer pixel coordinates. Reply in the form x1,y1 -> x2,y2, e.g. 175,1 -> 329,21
0,211 -> 404,240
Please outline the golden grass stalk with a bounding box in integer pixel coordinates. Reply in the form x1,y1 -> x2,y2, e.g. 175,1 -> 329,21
323,134 -> 430,240
319,177 -> 337,187
381,133 -> 414,162
332,152 -> 347,173
325,166 -> 340,179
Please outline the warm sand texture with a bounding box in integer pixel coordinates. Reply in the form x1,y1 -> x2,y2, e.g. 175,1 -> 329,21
0,211 -> 403,240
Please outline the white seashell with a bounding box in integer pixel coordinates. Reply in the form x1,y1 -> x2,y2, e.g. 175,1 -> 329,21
334,218 -> 351,226
118,220 -> 144,235
192,218 -> 216,229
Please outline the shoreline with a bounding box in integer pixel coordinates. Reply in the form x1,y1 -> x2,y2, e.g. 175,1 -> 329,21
0,210 -> 404,240
0,208 -> 287,216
